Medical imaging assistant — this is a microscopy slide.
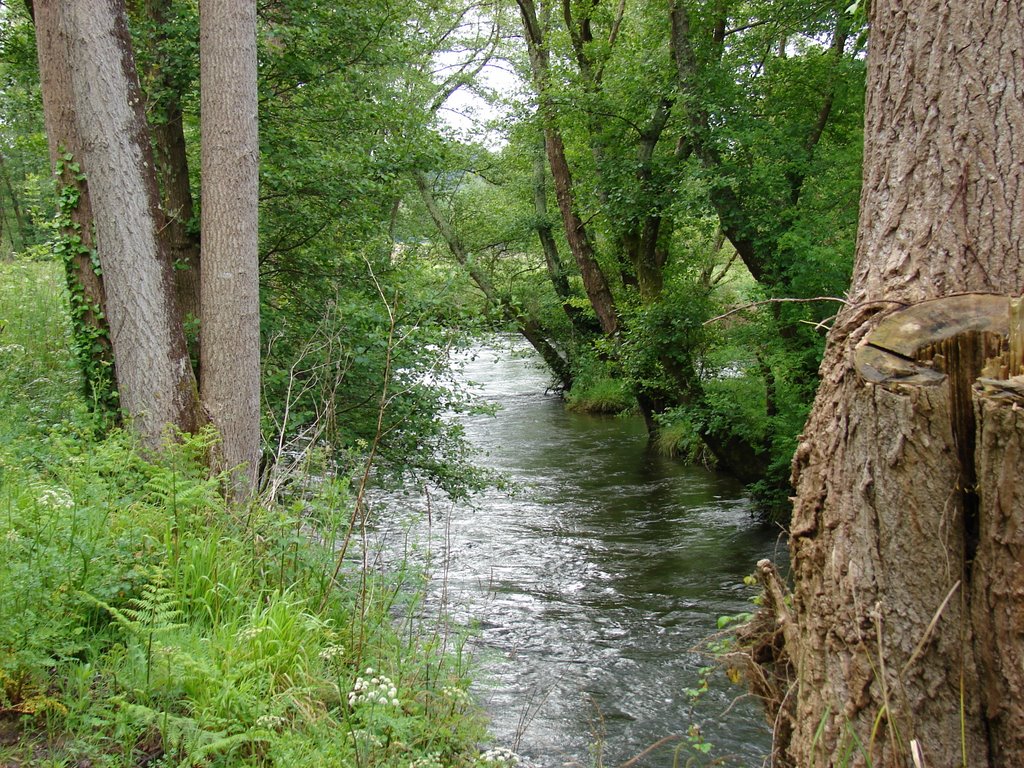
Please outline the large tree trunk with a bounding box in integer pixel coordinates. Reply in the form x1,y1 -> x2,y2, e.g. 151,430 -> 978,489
755,2 -> 1024,766
32,0 -> 116,416
60,0 -> 199,446
199,0 -> 261,496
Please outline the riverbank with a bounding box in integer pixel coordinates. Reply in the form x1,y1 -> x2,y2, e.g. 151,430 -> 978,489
0,262 -> 495,767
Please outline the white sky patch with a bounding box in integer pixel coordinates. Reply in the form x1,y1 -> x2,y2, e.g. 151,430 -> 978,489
432,52 -> 525,149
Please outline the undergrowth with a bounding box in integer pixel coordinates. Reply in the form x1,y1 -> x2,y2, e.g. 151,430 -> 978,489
0,261 -> 498,767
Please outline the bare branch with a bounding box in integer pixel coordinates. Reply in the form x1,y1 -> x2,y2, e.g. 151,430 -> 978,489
703,296 -> 849,326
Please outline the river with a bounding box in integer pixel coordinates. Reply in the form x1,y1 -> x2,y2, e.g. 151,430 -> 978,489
376,339 -> 783,767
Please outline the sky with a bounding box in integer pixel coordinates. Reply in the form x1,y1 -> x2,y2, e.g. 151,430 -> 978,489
430,11 -> 525,150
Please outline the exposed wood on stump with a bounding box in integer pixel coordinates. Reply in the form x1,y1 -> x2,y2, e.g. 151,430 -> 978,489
972,330 -> 1024,763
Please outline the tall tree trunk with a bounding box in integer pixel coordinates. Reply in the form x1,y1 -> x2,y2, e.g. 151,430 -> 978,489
755,2 -> 1024,765
32,0 -> 117,416
144,0 -> 202,326
199,0 -> 261,495
517,0 -> 619,337
531,134 -> 592,336
60,0 -> 198,445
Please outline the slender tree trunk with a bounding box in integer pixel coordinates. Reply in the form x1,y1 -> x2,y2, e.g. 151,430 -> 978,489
60,0 -> 198,445
542,125 -> 618,336
199,0 -> 261,495
531,134 -> 593,336
32,0 -> 117,415
145,0 -> 202,326
415,171 -> 573,389
668,0 -> 764,282
517,0 -> 619,336
531,140 -> 570,303
0,153 -> 27,252
754,2 -> 1024,765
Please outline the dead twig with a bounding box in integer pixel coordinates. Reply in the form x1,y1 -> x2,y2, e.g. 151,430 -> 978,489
702,296 -> 850,326
617,734 -> 682,768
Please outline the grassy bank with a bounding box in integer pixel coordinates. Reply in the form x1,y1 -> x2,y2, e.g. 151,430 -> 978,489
0,261 -> 499,767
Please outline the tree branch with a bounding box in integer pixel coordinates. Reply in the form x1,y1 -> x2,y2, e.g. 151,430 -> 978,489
703,296 -> 849,326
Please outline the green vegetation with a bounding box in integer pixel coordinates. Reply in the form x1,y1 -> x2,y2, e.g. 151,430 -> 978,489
564,356 -> 634,415
0,262 -> 497,767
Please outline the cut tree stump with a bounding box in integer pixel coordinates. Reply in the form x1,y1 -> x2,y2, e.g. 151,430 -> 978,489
852,292 -> 1024,765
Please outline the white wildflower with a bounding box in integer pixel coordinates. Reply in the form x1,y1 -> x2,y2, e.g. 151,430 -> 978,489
255,714 -> 286,730
409,753 -> 445,768
440,685 -> 470,704
478,747 -> 521,766
237,625 -> 265,642
319,643 -> 345,662
37,487 -> 74,509
348,671 -> 401,709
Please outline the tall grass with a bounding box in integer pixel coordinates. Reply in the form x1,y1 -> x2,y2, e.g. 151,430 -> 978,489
0,262 -> 503,767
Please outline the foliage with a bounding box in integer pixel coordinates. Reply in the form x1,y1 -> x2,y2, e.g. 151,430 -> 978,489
0,261 -> 86,447
0,3 -> 52,256
0,261 -> 505,768
0,0 -> 873,756
249,0 -> 502,497
479,0 -> 865,517
140,0 -> 500,497
1,0 -> 867,515
48,154 -> 119,421
564,355 -> 634,414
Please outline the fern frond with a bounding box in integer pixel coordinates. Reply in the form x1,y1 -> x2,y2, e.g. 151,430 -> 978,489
81,566 -> 184,636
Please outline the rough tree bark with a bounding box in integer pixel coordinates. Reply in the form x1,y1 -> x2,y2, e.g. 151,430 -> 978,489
751,2 -> 1024,766
31,0 -> 116,413
144,0 -> 202,325
199,0 -> 261,495
60,0 -> 199,446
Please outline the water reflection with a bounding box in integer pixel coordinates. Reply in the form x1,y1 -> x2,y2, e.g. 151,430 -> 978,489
377,339 -> 783,767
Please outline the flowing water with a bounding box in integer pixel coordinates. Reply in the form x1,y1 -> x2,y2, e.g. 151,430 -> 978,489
376,339 -> 784,767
